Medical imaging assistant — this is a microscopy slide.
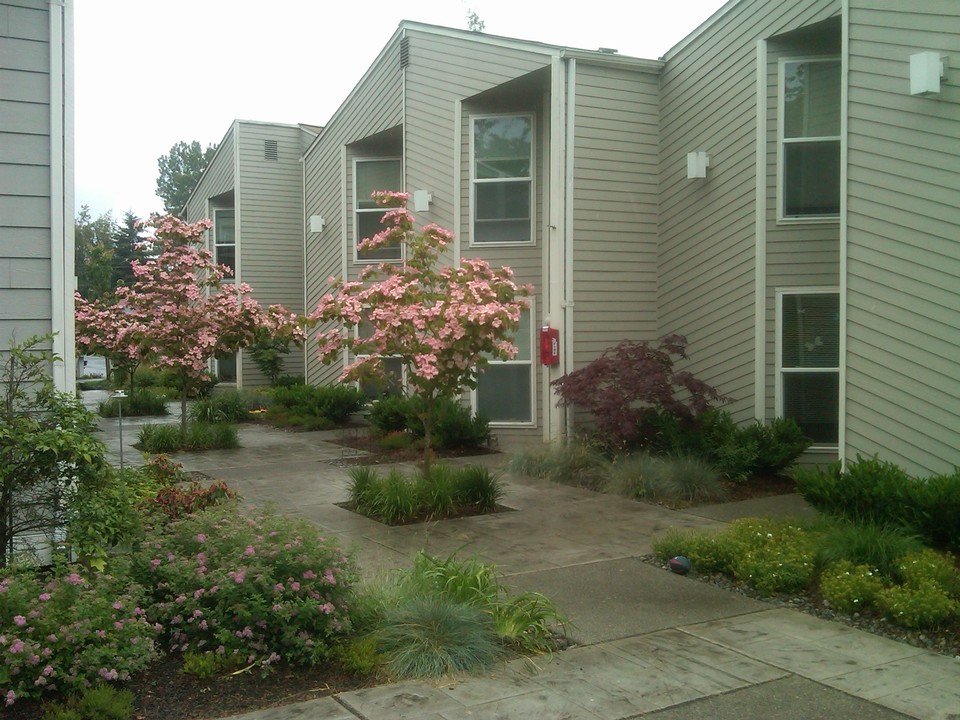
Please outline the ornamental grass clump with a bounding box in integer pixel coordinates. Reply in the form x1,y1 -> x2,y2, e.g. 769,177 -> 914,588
0,566 -> 158,706
130,504 -> 356,670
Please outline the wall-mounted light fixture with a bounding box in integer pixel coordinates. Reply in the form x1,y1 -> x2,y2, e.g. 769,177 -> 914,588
412,190 -> 433,212
910,51 -> 948,96
686,151 -> 710,179
309,215 -> 325,233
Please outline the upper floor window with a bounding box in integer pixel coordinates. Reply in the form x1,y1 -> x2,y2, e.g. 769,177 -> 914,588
779,58 -> 841,220
471,114 -> 534,245
354,158 -> 402,262
213,209 -> 235,279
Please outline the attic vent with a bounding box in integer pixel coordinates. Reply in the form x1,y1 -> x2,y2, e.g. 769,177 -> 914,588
399,37 -> 410,69
264,139 -> 278,161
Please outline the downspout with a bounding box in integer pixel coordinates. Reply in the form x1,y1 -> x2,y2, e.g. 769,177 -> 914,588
563,56 -> 576,442
838,0 -> 850,467
49,0 -> 75,394
300,152 -> 308,381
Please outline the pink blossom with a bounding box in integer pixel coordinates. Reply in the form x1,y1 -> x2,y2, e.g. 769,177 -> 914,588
38,593 -> 51,601
13,616 -> 25,626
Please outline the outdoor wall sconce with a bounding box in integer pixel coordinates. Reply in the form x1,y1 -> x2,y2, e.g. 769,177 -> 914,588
412,189 -> 433,212
910,52 -> 948,96
309,215 -> 325,233
686,151 -> 710,179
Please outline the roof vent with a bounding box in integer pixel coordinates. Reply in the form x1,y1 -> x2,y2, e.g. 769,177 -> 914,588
399,37 -> 410,69
598,47 -> 618,54
264,139 -> 278,161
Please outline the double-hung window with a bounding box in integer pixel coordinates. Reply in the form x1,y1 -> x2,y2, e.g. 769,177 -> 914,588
471,114 -> 534,245
354,158 -> 402,262
779,57 -> 841,219
213,209 -> 235,279
777,290 -> 840,447
474,308 -> 533,424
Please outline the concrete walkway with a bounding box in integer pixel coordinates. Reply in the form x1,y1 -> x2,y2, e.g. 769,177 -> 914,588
92,407 -> 960,720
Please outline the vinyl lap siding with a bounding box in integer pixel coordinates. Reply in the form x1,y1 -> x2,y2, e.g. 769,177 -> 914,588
844,1 -> 960,475
183,125 -> 235,222
658,0 -> 841,422
236,123 -> 305,386
0,0 -> 53,347
572,63 -> 660,367
303,35 -> 404,386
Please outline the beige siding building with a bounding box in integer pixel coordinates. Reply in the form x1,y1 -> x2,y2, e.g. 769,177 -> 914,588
183,0 -> 958,476
0,0 -> 74,391
183,120 -> 317,387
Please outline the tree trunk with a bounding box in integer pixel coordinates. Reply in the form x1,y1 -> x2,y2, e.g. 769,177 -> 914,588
180,375 -> 189,439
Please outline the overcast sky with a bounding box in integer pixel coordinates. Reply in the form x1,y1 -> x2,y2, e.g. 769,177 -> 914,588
74,0 -> 730,220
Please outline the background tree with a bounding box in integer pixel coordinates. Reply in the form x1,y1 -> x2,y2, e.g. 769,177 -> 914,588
74,205 -> 117,300
467,9 -> 485,31
156,140 -> 217,215
110,210 -> 146,288
313,191 -> 530,470
77,214 -> 298,435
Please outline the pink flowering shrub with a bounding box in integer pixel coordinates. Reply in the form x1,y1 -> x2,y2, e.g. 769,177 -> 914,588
313,191 -> 530,465
0,567 -> 158,705
131,504 -> 356,670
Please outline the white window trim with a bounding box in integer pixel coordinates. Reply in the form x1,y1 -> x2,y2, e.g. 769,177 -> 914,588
469,113 -> 536,248
471,302 -> 536,428
213,207 -> 236,281
776,56 -> 841,224
775,287 -> 840,451
352,156 -> 403,264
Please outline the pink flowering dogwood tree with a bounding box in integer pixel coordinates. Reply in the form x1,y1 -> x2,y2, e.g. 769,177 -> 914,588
76,214 -> 303,435
313,191 -> 531,468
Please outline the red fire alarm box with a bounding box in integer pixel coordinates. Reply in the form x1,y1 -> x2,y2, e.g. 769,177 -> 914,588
539,326 -> 560,365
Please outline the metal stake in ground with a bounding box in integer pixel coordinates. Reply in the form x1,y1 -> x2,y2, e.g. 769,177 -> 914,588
113,389 -> 127,471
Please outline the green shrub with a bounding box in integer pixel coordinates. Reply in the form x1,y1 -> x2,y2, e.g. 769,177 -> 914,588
65,466 -> 163,569
184,421 -> 239,450
453,465 -> 503,510
378,430 -> 415,450
876,582 -> 958,629
98,388 -> 169,417
416,465 -> 458,517
739,417 -> 811,475
40,705 -> 83,720
348,466 -> 380,510
377,596 -> 500,678
274,374 -> 306,387
491,591 -> 567,653
270,383 -> 365,426
367,395 -> 489,449
130,505 -> 357,668
818,561 -> 885,614
425,397 -> 490,449
137,424 -> 182,453
796,456 -> 960,551
367,395 -> 411,435
138,422 -> 239,452
813,520 -> 924,579
370,469 -> 421,524
189,390 -> 257,423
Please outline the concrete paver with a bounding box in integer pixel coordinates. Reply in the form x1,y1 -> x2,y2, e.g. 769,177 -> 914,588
89,409 -> 959,720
